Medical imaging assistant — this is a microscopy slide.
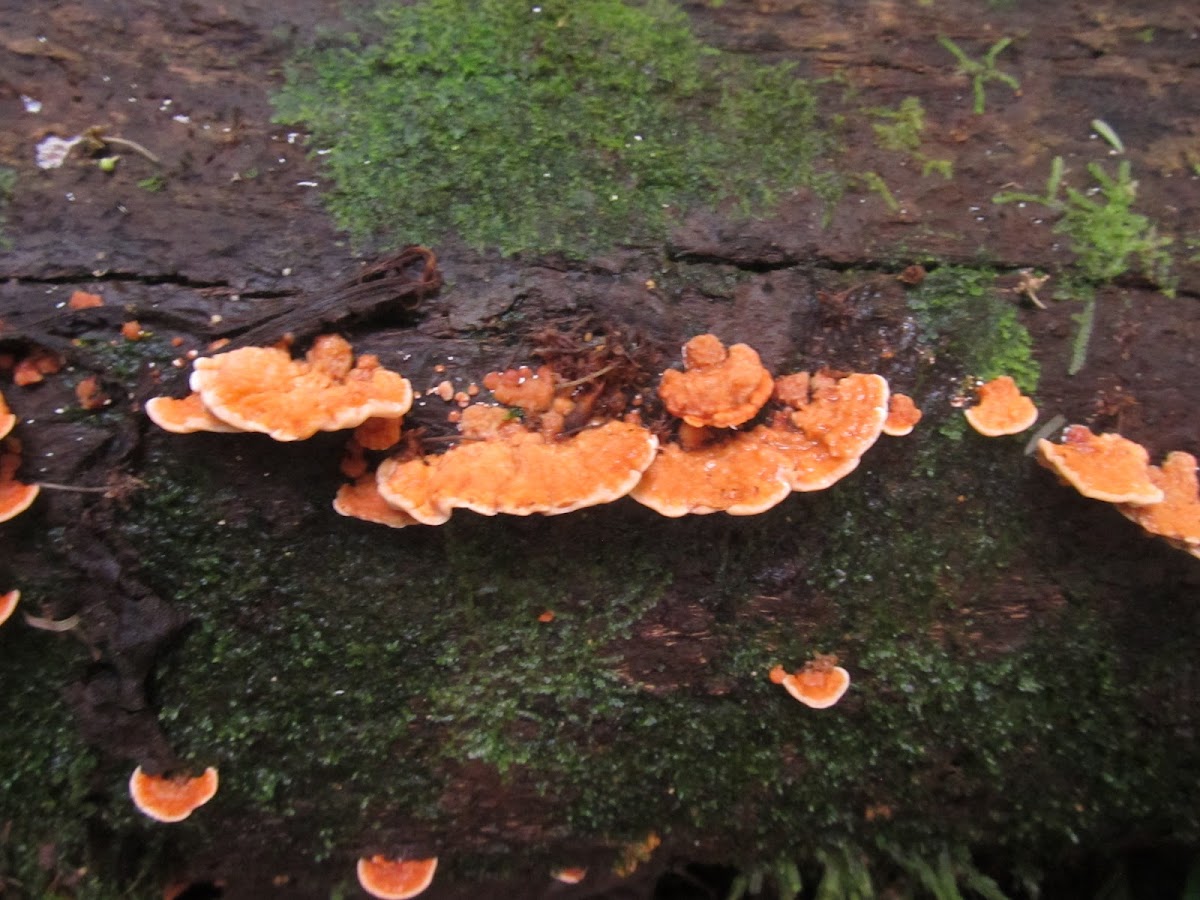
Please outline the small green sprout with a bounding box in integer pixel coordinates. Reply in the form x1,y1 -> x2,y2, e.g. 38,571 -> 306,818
937,35 -> 1021,114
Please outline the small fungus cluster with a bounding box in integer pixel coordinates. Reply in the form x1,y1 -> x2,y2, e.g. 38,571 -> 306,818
1038,425 -> 1200,559
149,333 -> 923,530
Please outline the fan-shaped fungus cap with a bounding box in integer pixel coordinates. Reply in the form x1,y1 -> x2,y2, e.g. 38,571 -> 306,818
630,434 -> 791,517
0,392 -> 14,440
964,376 -> 1038,436
0,590 -> 18,626
753,372 -> 889,491
1118,452 -> 1200,549
551,867 -> 588,885
128,766 -> 219,823
334,476 -> 420,529
769,655 -> 850,709
356,856 -> 438,900
1037,425 -> 1163,505
882,393 -> 922,437
483,365 -> 557,414
377,421 -> 657,525
0,441 -> 39,523
145,393 -> 243,434
190,335 -> 413,441
658,335 -> 774,429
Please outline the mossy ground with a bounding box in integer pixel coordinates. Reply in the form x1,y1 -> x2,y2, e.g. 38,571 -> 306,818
272,0 -> 838,257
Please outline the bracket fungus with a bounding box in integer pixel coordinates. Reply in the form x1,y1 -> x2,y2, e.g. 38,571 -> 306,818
189,334 -> 413,441
963,375 -> 1038,436
754,371 -> 890,492
630,433 -> 791,517
769,655 -> 851,709
376,418 -> 657,525
658,334 -> 774,428
144,393 -> 243,434
882,392 -> 923,437
356,856 -> 438,900
0,391 -> 14,440
1037,425 -> 1163,506
1117,451 -> 1200,555
128,765 -> 219,823
483,365 -> 557,414
333,475 -> 420,529
0,590 -> 18,627
0,440 -> 39,523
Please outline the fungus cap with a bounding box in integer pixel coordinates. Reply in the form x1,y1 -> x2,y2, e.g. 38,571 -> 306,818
753,372 -> 889,491
353,416 -> 403,452
551,867 -> 588,885
356,856 -> 438,900
190,335 -> 413,441
964,376 -> 1038,436
0,589 -> 18,627
129,766 -> 219,823
770,657 -> 850,709
145,393 -> 243,434
1118,451 -> 1200,547
882,393 -> 922,437
0,391 -> 14,440
658,335 -> 774,428
483,365 -> 557,413
1037,425 -> 1163,505
376,420 -> 657,525
630,434 -> 791,517
0,442 -> 39,523
333,476 -> 419,529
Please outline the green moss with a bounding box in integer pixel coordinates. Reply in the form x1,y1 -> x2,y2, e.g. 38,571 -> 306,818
273,0 -> 838,257
907,265 -> 1040,395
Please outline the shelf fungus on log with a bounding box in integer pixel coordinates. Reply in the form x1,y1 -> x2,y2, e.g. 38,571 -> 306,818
0,439 -> 39,523
1037,425 -> 1163,506
963,375 -> 1038,437
753,371 -> 890,492
1117,451 -> 1200,558
630,430 -> 792,516
356,856 -> 438,900
769,655 -> 851,709
183,334 -> 413,441
376,414 -> 658,525
334,475 -> 420,529
882,392 -> 922,437
0,391 -> 14,440
658,334 -> 774,428
0,590 -> 18,627
129,765 -> 219,823
144,393 -> 244,434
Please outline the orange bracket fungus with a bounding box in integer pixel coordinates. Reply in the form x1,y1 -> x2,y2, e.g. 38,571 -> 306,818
630,434 -> 791,517
0,440 -> 39,523
188,334 -> 413,441
882,392 -> 923,437
658,334 -> 774,428
754,371 -> 890,492
376,418 -> 657,525
0,590 -> 18,627
1037,425 -> 1163,505
333,476 -> 420,529
129,765 -> 219,823
551,867 -> 588,884
144,393 -> 244,434
483,364 -> 557,413
1117,451 -> 1200,556
768,655 -> 851,709
0,391 -> 14,439
963,375 -> 1038,437
356,856 -> 438,900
